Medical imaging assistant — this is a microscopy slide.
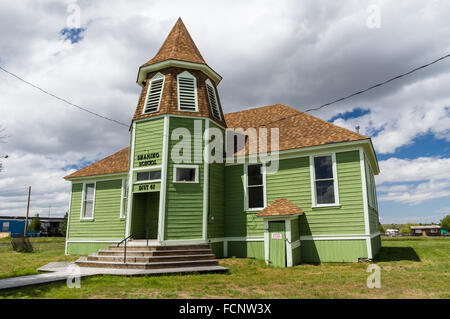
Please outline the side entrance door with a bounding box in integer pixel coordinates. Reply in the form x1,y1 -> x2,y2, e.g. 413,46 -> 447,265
269,221 -> 286,267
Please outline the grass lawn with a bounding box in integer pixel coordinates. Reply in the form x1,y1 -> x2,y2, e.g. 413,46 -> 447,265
0,237 -> 448,299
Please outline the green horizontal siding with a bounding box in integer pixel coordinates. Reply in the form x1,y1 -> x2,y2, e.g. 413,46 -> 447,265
224,165 -> 246,237
301,239 -> 368,262
210,241 -> 224,258
292,246 -> 301,265
228,241 -> 264,259
369,207 -> 380,234
225,150 -> 366,240
164,117 -> 204,240
371,235 -> 382,258
133,118 -> 164,168
207,121 -> 225,239
67,180 -> 125,240
291,218 -> 300,242
208,162 -> 225,238
67,242 -> 115,255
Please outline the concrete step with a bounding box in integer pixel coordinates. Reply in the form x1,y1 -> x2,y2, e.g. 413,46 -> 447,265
109,243 -> 211,251
98,248 -> 213,257
76,257 -> 219,270
87,254 -> 216,263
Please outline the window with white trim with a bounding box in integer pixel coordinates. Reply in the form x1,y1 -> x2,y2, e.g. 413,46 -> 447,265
174,165 -> 198,183
143,73 -> 164,114
1,221 -> 10,232
205,79 -> 221,120
136,170 -> 161,182
247,164 -> 264,209
177,71 -> 198,111
82,183 -> 95,219
312,155 -> 337,205
120,179 -> 128,219
365,156 -> 378,210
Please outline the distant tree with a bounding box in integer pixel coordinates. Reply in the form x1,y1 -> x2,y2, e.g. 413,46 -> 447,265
400,223 -> 417,234
379,223 -> 386,233
28,214 -> 42,231
441,215 -> 450,231
60,212 -> 68,237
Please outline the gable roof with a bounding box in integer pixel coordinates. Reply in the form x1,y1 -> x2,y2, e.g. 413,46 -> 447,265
64,147 -> 129,179
64,104 -> 371,179
256,198 -> 304,217
141,18 -> 206,68
224,104 -> 368,155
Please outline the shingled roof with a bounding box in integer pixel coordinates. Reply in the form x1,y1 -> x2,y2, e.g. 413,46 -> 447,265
140,18 -> 206,68
65,104 -> 369,179
256,198 -> 304,217
224,104 -> 368,155
64,147 -> 129,179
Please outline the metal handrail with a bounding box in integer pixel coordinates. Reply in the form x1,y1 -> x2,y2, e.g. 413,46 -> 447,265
117,234 -> 133,264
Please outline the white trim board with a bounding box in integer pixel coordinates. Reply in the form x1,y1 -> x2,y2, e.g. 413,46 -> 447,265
137,59 -> 222,87
64,188 -> 73,255
66,172 -> 127,182
125,122 -> 137,237
202,119 -> 209,240
157,116 -> 170,241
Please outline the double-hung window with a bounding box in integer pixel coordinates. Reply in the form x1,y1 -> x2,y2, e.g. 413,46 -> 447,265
82,183 -> 95,219
247,164 -> 264,209
312,155 -> 338,206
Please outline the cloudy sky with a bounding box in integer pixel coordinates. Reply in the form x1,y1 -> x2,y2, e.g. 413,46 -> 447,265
0,0 -> 449,224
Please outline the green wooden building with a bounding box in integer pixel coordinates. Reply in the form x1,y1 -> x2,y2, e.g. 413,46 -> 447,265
64,19 -> 381,267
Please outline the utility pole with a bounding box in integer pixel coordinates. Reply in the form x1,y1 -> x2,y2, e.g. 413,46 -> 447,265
23,186 -> 31,237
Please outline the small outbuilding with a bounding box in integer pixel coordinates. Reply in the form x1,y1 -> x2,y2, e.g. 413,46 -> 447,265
410,225 -> 441,237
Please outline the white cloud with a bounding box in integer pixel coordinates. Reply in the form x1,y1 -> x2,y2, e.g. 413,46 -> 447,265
0,0 -> 449,217
376,157 -> 450,205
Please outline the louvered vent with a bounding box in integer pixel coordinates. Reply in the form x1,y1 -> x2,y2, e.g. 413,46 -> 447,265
206,82 -> 221,120
178,75 -> 197,111
144,78 -> 164,113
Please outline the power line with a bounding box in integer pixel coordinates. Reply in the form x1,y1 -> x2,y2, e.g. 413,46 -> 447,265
1,52 -> 450,131
260,53 -> 450,126
0,66 -> 129,128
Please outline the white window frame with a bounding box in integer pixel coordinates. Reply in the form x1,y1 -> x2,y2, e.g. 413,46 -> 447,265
205,78 -> 221,120
134,168 -> 162,184
177,71 -> 198,112
244,163 -> 267,211
120,178 -> 128,219
80,182 -> 96,220
310,153 -> 340,208
142,72 -> 165,114
173,164 -> 199,183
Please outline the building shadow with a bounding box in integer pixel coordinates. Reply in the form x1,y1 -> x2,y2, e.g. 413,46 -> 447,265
374,246 -> 421,262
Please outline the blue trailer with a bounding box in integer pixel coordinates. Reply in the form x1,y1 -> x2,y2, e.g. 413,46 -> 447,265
0,218 -> 36,237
